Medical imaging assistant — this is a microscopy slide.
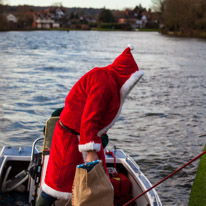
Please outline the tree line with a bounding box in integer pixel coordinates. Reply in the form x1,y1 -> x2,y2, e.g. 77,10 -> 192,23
0,3 -> 154,31
153,0 -> 206,36
1,0 -> 206,37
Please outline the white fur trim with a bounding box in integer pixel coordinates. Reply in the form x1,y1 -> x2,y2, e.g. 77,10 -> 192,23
78,141 -> 101,152
128,44 -> 134,50
42,182 -> 72,200
97,70 -> 144,137
77,135 -> 88,161
120,70 -> 144,99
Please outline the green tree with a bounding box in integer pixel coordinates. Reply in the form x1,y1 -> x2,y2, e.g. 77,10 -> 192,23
70,12 -> 79,20
98,8 -> 115,23
133,4 -> 146,14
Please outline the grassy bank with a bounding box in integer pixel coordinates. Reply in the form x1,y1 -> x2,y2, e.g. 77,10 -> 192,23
189,145 -> 206,206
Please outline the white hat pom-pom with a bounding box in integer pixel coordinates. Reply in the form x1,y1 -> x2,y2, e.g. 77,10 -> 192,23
127,44 -> 134,50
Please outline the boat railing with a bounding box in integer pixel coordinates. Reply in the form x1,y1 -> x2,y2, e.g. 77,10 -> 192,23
31,137 -> 44,161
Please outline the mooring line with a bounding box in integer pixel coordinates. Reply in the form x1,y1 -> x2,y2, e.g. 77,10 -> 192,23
123,150 -> 206,206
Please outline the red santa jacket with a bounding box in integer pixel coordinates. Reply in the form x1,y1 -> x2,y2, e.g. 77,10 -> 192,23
42,45 -> 144,200
60,45 -> 144,153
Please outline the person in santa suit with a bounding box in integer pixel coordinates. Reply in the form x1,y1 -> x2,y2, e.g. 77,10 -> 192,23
36,45 -> 144,205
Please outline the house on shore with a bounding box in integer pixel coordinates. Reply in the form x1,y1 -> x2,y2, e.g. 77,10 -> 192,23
33,7 -> 65,29
7,14 -> 18,23
6,14 -> 18,29
118,8 -> 158,29
33,15 -> 60,29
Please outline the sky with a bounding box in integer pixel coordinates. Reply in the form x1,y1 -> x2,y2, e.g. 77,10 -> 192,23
7,0 -> 153,10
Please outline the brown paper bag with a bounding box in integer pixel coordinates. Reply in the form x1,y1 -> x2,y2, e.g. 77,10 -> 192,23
72,162 -> 114,206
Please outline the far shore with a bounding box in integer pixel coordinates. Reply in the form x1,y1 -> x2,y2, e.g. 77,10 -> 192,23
1,28 -> 206,39
0,28 -> 159,32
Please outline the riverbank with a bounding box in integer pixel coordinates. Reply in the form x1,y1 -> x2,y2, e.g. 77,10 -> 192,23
0,27 -> 159,32
162,30 -> 206,39
1,28 -> 205,39
189,145 -> 206,206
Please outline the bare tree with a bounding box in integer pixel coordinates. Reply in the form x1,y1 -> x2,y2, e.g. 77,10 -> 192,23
194,0 -> 206,30
151,0 -> 165,12
52,2 -> 63,7
161,0 -> 198,33
151,0 -> 165,27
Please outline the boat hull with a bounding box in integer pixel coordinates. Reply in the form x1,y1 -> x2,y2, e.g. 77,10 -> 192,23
0,144 -> 162,206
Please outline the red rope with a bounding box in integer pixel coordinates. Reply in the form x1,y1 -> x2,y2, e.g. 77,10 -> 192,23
106,151 -> 117,169
123,150 -> 206,206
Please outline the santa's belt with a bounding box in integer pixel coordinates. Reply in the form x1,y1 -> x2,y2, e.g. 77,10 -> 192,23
59,120 -> 80,135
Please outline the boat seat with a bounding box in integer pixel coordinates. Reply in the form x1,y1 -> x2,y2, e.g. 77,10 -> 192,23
36,116 -> 60,200
43,116 -> 60,152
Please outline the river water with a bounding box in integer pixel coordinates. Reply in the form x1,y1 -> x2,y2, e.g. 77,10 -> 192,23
0,31 -> 206,205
